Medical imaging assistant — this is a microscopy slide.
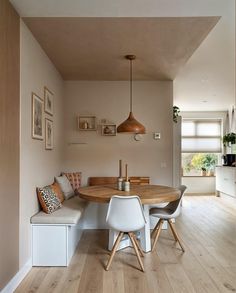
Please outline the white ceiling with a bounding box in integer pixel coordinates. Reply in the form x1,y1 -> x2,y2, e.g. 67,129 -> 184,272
10,0 -> 235,111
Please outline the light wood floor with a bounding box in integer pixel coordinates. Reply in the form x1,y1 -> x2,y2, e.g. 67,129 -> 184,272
15,195 -> 236,293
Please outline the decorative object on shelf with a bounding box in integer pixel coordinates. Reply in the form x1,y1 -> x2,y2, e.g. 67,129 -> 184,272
123,163 -> 130,191
32,92 -> 43,140
117,55 -> 146,134
117,159 -> 123,190
101,124 -> 116,136
173,106 -> 180,123
44,87 -> 54,116
78,116 -> 97,130
45,118 -> 53,150
134,134 -> 142,141
117,177 -> 123,191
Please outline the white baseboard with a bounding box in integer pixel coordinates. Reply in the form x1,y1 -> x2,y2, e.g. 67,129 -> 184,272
1,259 -> 32,293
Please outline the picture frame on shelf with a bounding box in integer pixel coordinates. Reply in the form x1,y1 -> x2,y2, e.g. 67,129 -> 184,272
44,86 -> 53,116
32,92 -> 43,140
78,116 -> 97,130
101,124 -> 117,136
45,118 -> 53,150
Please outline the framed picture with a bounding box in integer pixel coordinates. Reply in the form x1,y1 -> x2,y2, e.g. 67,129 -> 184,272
101,124 -> 117,136
45,118 -> 53,150
32,93 -> 43,140
44,87 -> 54,116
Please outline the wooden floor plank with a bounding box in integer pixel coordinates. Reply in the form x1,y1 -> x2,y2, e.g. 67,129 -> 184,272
15,195 -> 236,293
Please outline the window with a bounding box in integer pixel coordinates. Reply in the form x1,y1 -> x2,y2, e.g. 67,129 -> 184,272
182,119 -> 222,176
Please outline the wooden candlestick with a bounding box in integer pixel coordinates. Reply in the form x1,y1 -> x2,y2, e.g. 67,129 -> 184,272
119,160 -> 122,178
125,164 -> 128,181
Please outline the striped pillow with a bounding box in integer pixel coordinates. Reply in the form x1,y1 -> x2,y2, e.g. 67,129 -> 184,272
37,186 -> 62,214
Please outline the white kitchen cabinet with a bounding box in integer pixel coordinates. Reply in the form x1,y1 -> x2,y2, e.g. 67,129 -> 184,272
215,166 -> 236,197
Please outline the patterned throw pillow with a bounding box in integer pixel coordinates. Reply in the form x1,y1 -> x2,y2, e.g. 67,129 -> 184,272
37,186 -> 62,214
51,182 -> 64,203
63,172 -> 82,195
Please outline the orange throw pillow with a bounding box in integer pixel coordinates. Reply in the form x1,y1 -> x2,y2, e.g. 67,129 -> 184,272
51,182 -> 64,203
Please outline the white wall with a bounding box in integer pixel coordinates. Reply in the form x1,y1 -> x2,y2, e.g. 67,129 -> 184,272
64,81 -> 173,228
182,177 -> 215,194
20,21 -> 65,267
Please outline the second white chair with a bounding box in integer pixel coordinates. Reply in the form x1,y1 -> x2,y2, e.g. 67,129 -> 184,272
106,195 -> 146,272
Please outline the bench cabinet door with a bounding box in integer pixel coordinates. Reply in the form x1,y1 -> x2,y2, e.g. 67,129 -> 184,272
32,225 -> 67,266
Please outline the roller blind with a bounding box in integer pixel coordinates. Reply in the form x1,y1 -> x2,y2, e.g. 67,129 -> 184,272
182,119 -> 222,153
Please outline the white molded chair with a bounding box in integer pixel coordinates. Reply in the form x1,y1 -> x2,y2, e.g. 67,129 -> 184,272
106,195 -> 146,271
150,185 -> 187,252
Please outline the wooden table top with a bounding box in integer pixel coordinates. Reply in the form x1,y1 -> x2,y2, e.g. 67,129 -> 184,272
78,184 -> 180,204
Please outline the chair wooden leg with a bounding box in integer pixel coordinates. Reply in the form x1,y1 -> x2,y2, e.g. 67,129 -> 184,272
130,232 -> 144,257
167,219 -> 178,242
151,218 -> 162,238
128,232 -> 145,272
168,219 -> 185,252
106,232 -> 124,271
152,219 -> 164,252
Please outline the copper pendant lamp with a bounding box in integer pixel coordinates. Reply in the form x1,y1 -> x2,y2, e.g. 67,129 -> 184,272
117,55 -> 146,134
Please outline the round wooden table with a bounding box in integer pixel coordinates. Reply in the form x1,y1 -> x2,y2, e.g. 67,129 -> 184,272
78,184 -> 180,253
78,184 -> 180,204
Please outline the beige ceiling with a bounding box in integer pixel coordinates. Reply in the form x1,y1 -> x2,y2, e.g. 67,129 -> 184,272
23,17 -> 219,81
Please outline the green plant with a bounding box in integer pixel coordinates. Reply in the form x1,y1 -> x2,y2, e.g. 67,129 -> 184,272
223,132 -> 236,146
191,153 -> 217,172
202,154 -> 217,171
173,106 -> 180,123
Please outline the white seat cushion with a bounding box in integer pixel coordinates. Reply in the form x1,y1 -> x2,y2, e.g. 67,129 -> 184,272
31,196 -> 87,225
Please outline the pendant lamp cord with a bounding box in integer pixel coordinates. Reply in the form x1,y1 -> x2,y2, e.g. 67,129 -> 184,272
130,58 -> 133,113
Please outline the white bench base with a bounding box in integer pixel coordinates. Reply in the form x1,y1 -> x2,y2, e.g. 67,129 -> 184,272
32,224 -> 83,266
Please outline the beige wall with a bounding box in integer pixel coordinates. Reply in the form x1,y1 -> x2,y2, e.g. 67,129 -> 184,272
64,81 -> 173,228
0,0 -> 20,290
20,21 -> 65,267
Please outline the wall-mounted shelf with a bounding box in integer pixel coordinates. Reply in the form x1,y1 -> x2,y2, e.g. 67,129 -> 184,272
67,142 -> 87,145
78,116 -> 97,131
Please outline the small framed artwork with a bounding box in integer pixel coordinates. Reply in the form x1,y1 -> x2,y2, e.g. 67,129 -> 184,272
101,124 -> 117,136
44,87 -> 53,116
45,118 -> 53,150
32,93 -> 43,140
